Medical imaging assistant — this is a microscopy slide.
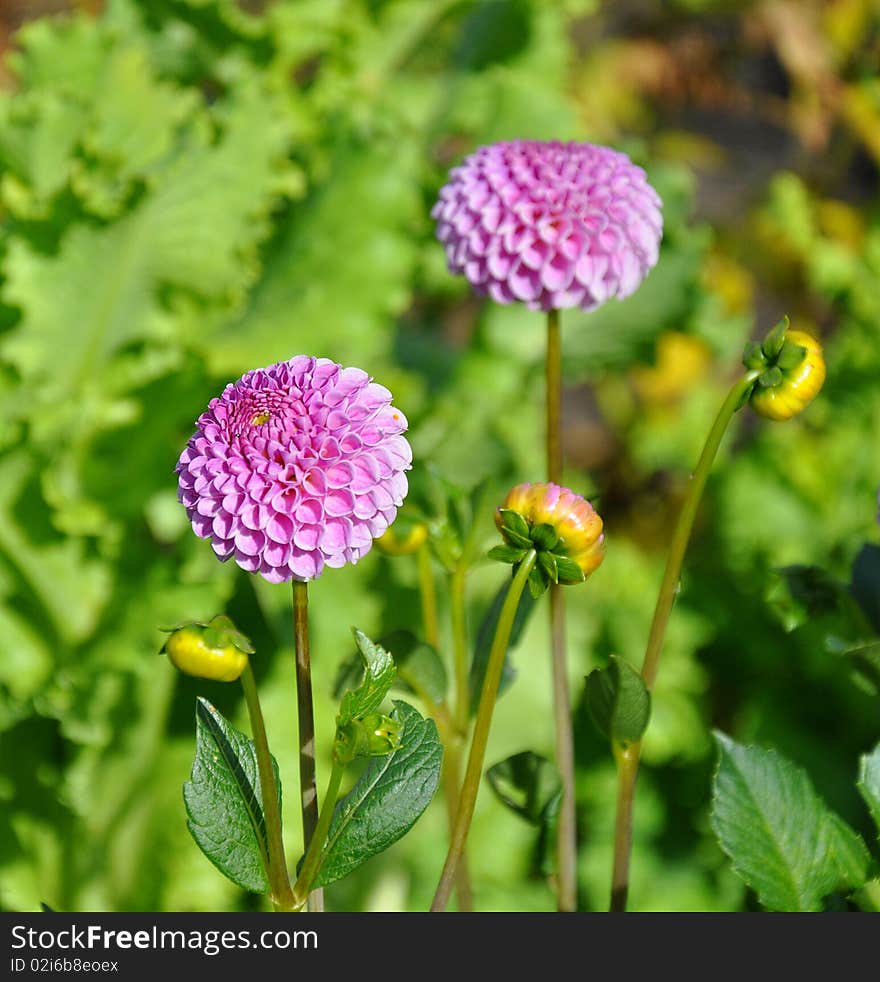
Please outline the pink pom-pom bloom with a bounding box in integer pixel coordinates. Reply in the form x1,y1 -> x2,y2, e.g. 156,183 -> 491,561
432,140 -> 662,312
176,357 -> 412,584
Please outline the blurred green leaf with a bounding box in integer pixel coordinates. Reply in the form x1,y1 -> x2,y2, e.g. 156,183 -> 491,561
586,655 -> 651,745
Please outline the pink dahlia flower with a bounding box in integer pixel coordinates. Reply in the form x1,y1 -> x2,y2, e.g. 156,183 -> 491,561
432,140 -> 662,312
177,357 -> 411,584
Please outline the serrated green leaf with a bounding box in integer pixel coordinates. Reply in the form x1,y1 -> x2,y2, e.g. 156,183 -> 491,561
469,575 -> 536,713
585,654 -> 651,745
337,630 -> 396,726
858,743 -> 880,838
183,698 -> 280,894
711,733 -> 868,911
312,701 -> 442,888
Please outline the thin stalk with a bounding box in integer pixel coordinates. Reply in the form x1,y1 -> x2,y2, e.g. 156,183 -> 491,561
430,550 -> 537,912
609,371 -> 759,912
546,307 -> 578,912
240,663 -> 295,911
450,564 -> 470,736
291,758 -> 346,909
417,542 -> 440,650
292,579 -> 324,912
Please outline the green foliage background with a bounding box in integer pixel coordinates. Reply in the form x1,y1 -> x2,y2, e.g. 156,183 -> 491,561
0,0 -> 878,911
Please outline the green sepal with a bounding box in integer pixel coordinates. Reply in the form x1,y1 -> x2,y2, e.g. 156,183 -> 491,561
528,566 -> 547,599
757,365 -> 783,389
553,555 -> 585,583
585,654 -> 651,745
537,550 -> 558,584
334,712 -> 402,764
158,614 -> 255,655
761,315 -> 790,359
742,340 -> 766,371
530,522 -> 559,551
498,508 -> 530,542
200,614 -> 255,654
488,544 -> 528,565
776,339 -> 808,371
734,378 -> 758,411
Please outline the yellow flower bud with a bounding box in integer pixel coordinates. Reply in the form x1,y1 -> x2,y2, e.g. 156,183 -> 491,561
749,330 -> 826,422
162,615 -> 252,682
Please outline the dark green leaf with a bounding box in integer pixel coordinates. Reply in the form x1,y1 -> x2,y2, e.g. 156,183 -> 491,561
183,698 -> 280,894
337,629 -> 396,726
711,732 -> 868,911
858,743 -> 880,839
312,702 -> 442,888
585,655 -> 651,745
469,575 -> 537,713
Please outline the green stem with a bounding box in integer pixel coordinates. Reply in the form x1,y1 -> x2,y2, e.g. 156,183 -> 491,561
546,307 -> 577,911
417,542 -> 440,650
292,579 -> 323,912
450,564 -> 470,736
290,758 -> 346,909
430,550 -> 537,912
240,663 -> 295,911
609,371 -> 758,912
546,308 -> 562,484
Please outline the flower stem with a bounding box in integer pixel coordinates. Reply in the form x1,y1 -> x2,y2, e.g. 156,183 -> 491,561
609,371 -> 758,912
417,542 -> 440,650
450,564 -> 470,737
290,758 -> 346,909
292,579 -> 323,912
430,550 -> 537,912
240,663 -> 295,911
546,307 -> 578,912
